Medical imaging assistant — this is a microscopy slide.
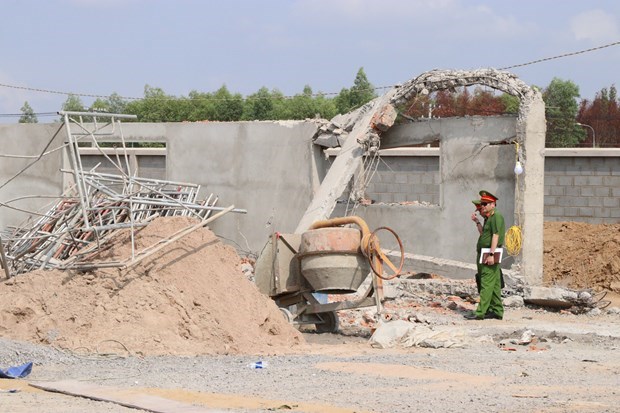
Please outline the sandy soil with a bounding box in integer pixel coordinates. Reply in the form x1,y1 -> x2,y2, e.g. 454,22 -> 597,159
0,219 -> 618,412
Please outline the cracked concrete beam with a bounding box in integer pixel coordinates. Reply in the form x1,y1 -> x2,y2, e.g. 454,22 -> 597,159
295,90 -> 398,233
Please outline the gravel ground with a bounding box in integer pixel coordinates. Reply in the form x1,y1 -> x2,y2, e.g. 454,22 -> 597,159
1,307 -> 619,413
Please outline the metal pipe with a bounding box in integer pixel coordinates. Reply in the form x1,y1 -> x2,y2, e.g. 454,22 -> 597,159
58,111 -> 137,120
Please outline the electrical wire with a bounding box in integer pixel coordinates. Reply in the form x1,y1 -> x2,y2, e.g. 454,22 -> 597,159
0,40 -> 618,113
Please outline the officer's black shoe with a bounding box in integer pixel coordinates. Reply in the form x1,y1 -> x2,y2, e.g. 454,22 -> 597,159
484,312 -> 503,320
463,312 -> 482,320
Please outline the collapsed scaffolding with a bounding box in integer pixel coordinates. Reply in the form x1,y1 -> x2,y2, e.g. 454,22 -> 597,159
0,111 -> 245,277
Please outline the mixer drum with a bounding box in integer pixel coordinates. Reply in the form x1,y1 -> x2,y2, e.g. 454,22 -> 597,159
298,227 -> 370,294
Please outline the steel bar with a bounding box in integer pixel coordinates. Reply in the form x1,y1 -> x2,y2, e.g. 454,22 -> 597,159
0,236 -> 11,279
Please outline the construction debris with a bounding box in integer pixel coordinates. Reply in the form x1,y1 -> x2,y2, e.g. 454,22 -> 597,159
0,112 -> 246,277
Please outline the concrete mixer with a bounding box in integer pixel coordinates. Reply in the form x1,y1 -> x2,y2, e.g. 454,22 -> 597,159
255,216 -> 404,333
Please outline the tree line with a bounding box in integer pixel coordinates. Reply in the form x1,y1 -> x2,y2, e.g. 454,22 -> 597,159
18,68 -> 620,148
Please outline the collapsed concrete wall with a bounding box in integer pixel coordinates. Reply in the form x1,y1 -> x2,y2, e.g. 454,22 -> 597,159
0,121 -> 323,258
312,69 -> 545,285
1,69 -> 545,285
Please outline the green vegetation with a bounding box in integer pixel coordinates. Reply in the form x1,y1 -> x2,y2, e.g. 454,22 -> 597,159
24,68 -> 616,148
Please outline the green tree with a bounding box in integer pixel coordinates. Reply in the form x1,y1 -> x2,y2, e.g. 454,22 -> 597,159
60,94 -> 86,122
89,92 -> 128,115
500,93 -> 520,114
543,78 -> 584,147
335,67 -> 377,113
125,85 -> 184,122
287,85 -> 318,119
18,101 -> 38,123
212,85 -> 244,121
243,87 -> 274,120
186,90 -> 216,121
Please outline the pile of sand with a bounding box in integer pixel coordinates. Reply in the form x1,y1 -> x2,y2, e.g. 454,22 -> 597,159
0,217 -> 303,356
543,221 -> 620,292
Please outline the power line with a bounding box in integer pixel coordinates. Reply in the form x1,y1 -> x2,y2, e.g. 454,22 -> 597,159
499,40 -> 620,70
0,40 -> 619,114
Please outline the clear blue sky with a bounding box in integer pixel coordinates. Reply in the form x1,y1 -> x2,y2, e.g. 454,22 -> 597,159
1,0 -> 619,121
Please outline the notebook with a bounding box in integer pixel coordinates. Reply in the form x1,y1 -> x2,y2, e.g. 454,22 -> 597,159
479,247 -> 503,264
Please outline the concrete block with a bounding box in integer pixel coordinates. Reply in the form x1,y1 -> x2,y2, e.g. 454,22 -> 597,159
544,196 -> 557,206
612,187 -> 620,197
548,207 -> 564,216
603,197 -> 619,208
398,183 -> 412,193
545,174 -> 560,185
603,176 -> 620,186
565,186 -> 580,196
420,174 -> 435,184
419,194 -> 433,203
374,183 -> 388,193
573,176 -> 588,186
549,186 -> 564,196
411,184 -> 426,194
588,176 -> 604,186
558,197 -> 587,207
610,209 -> 620,218
558,176 -> 573,186
564,207 -> 579,217
580,187 -> 594,196
579,207 -> 594,217
524,286 -> 576,309
388,183 -> 401,193
425,184 -> 439,194
394,193 -> 407,203
314,133 -> 340,148
408,175 -> 422,185
395,173 -> 408,184
587,197 -> 603,207
503,295 -> 524,307
595,187 -> 610,197
593,208 -> 610,218
377,193 -> 394,203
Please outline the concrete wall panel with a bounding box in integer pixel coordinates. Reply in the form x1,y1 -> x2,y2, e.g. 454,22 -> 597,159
0,123 -> 66,230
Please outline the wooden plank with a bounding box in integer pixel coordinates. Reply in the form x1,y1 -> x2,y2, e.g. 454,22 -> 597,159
30,380 -> 225,413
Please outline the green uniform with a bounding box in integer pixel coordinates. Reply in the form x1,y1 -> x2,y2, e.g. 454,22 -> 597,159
475,210 -> 505,318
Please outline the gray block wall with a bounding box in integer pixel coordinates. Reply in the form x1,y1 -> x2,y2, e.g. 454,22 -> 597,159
365,156 -> 440,204
544,155 -> 620,223
2,122 -> 619,266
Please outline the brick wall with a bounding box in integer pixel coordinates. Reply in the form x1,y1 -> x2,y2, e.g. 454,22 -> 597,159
544,156 -> 620,223
359,150 -> 620,223
365,155 -> 440,204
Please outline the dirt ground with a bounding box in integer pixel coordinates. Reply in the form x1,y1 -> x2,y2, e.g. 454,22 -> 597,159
0,219 -> 618,412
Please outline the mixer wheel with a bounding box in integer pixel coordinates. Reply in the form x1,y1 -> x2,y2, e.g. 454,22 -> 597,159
278,307 -> 295,324
315,311 -> 339,333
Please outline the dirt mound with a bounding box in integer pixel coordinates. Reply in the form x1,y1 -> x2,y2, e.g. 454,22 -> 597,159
0,217 -> 303,356
543,221 -> 620,292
